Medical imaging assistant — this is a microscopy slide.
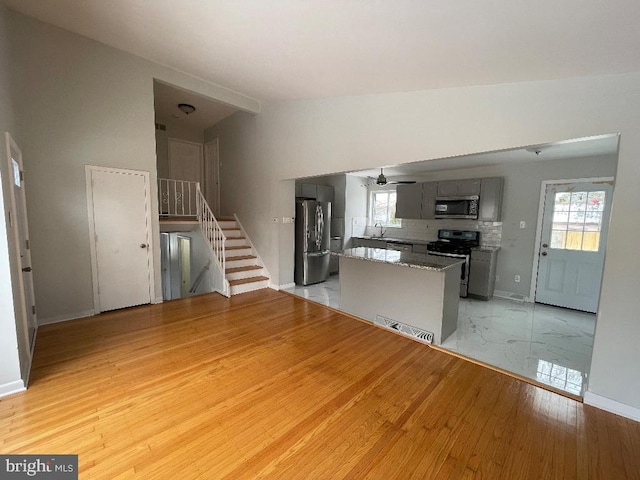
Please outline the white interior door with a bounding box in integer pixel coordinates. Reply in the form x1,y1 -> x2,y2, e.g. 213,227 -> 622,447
178,235 -> 191,297
168,139 -> 202,215
5,133 -> 37,383
204,138 -> 220,216
87,167 -> 153,312
535,180 -> 614,313
169,138 -> 202,182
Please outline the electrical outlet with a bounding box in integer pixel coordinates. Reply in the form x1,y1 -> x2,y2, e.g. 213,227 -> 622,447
514,275 -> 520,283
520,221 -> 526,229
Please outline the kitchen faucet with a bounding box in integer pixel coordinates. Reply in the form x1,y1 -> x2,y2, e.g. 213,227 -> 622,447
374,223 -> 386,238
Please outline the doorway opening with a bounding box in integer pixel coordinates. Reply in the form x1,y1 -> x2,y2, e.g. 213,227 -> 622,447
532,178 -> 614,313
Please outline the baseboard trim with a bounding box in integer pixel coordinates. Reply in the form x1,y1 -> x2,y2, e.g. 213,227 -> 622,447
0,380 -> 26,398
584,391 -> 640,422
493,290 -> 531,303
272,282 -> 295,291
153,296 -> 164,304
38,309 -> 95,326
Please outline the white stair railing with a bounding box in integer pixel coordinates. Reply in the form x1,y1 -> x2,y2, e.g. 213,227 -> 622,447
159,178 -> 199,216
196,186 -> 230,297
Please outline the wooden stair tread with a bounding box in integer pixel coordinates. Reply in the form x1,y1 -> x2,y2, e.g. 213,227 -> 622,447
226,255 -> 257,261
226,265 -> 262,274
229,276 -> 269,286
226,236 -> 246,240
222,227 -> 241,231
160,216 -> 198,222
225,245 -> 251,251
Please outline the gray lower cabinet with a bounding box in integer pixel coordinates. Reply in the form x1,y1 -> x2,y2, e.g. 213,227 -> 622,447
329,237 -> 342,274
468,248 -> 499,300
478,177 -> 504,222
412,243 -> 429,254
352,237 -> 387,248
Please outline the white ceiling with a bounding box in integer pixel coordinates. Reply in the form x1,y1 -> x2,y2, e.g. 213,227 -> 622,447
5,0 -> 640,102
349,134 -> 619,179
153,81 -> 238,132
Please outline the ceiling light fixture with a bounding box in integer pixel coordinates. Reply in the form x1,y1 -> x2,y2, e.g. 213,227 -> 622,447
178,103 -> 196,115
525,146 -> 545,156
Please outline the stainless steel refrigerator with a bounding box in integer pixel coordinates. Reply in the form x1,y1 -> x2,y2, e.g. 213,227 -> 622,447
295,200 -> 331,286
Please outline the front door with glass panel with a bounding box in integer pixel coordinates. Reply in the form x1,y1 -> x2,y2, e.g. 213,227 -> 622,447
535,181 -> 614,313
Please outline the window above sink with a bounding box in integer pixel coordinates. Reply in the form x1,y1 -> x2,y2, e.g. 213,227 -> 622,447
370,190 -> 401,228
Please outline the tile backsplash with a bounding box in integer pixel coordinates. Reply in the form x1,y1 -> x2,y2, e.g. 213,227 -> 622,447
363,219 -> 502,247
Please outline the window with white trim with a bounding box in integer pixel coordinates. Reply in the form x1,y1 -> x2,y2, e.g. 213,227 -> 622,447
370,190 -> 401,227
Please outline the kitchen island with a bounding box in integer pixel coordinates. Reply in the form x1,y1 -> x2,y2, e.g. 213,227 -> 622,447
335,247 -> 463,345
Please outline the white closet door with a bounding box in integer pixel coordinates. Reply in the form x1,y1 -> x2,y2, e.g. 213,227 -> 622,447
88,167 -> 153,312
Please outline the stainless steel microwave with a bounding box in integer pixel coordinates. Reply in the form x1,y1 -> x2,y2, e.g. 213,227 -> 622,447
434,196 -> 479,219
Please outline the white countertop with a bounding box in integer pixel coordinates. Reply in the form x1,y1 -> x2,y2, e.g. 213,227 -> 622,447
353,235 -> 501,250
333,247 -> 464,272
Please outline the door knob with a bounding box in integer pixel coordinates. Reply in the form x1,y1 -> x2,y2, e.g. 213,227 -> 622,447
140,243 -> 148,249
541,252 -> 548,256
542,243 -> 548,248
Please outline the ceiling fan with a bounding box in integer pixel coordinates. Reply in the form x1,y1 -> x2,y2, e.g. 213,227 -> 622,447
364,168 -> 416,186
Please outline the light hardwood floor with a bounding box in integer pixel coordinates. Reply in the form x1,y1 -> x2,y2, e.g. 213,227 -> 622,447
1,289 -> 639,479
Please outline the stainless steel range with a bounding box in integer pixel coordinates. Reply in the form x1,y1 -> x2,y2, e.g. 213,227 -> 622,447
426,229 -> 480,297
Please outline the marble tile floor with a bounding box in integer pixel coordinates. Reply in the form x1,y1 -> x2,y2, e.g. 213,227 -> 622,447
283,274 -> 341,310
283,275 -> 596,397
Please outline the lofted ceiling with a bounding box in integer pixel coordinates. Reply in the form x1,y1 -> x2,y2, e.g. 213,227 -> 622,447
4,0 -> 640,102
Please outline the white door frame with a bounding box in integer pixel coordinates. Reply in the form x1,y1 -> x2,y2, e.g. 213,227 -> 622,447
3,132 -> 36,383
168,137 -> 203,181
529,176 -> 615,303
85,165 -> 157,313
204,138 -> 220,216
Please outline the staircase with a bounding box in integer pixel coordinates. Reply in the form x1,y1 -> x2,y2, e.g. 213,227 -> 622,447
160,178 -> 271,297
218,217 -> 270,295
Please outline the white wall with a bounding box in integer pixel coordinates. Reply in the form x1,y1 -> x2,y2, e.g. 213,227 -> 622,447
7,11 -> 258,323
209,73 -> 640,415
0,3 -> 24,394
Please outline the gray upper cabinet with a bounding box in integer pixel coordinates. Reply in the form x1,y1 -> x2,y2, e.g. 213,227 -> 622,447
437,178 -> 481,196
395,183 -> 423,219
300,183 -> 317,198
297,183 -> 334,202
316,185 -> 335,203
478,177 -> 504,221
436,180 -> 458,197
396,181 -> 438,219
420,182 -> 438,219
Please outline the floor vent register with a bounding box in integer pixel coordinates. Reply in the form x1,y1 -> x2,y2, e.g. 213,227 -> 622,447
374,315 -> 434,345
